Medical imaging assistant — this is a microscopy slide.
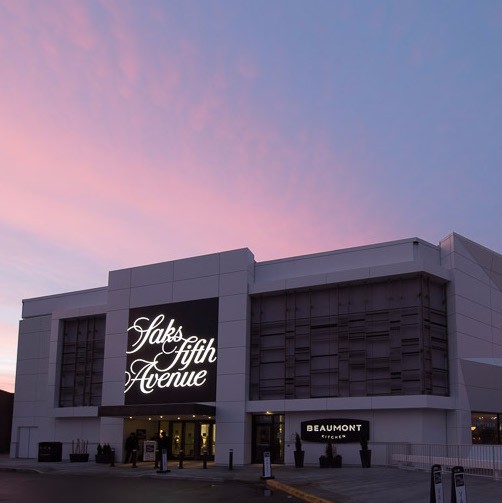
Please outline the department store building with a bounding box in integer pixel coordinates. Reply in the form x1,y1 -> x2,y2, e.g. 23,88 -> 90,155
10,233 -> 502,465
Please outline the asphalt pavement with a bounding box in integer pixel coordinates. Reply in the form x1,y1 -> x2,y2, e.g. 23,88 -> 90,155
1,454 -> 501,502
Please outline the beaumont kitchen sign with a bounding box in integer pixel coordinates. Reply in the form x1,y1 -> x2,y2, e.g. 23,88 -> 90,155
125,298 -> 218,405
301,419 -> 370,443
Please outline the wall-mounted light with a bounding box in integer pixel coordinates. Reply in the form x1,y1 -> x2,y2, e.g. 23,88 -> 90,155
471,426 -> 476,431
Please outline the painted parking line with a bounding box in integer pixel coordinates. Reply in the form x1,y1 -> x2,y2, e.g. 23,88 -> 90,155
267,479 -> 334,503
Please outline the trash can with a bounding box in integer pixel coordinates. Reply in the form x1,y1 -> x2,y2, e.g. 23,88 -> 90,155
38,442 -> 62,462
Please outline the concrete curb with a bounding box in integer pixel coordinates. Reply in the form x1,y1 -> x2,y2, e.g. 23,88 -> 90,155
0,466 -> 44,474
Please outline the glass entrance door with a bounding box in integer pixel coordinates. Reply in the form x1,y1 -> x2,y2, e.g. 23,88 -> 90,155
164,421 -> 216,460
171,422 -> 183,458
252,414 -> 284,464
199,423 -> 215,457
184,422 -> 195,458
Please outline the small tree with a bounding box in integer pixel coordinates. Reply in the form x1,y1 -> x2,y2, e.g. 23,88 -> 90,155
325,441 -> 334,460
359,434 -> 371,468
293,433 -> 304,468
295,433 -> 302,452
72,438 -> 88,454
70,439 -> 89,462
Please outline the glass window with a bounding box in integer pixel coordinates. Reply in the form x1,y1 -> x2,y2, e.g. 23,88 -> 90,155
250,276 -> 448,400
471,412 -> 500,444
252,414 -> 284,464
58,315 -> 105,407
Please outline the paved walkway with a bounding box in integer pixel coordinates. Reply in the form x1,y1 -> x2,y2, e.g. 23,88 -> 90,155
1,455 -> 501,502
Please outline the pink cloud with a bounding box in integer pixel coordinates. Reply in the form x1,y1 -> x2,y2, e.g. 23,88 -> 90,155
62,2 -> 98,51
1,85 -> 380,267
0,320 -> 18,393
0,375 -> 15,393
149,64 -> 181,109
237,56 -> 259,81
100,0 -> 140,96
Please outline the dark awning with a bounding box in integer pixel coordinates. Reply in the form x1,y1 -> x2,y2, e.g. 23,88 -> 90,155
98,403 -> 216,417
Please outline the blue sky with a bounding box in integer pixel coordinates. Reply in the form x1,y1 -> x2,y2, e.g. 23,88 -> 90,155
1,0 -> 502,391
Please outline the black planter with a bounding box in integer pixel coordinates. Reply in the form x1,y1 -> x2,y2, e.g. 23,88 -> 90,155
294,450 -> 305,468
359,449 -> 371,468
319,455 -> 342,468
70,453 -> 89,462
95,453 -> 114,464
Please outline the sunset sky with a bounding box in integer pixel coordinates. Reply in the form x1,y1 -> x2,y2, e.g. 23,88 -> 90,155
1,0 -> 502,392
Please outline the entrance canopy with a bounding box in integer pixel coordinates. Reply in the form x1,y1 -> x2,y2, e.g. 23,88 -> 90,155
98,403 -> 215,418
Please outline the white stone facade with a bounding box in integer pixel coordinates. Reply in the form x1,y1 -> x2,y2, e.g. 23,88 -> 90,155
10,233 -> 502,465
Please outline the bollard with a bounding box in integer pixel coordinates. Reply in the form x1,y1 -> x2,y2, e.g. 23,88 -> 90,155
430,464 -> 443,503
451,466 -> 467,503
156,448 -> 170,473
178,450 -> 184,469
110,448 -> 115,468
131,449 -> 137,468
229,449 -> 233,470
202,450 -> 207,469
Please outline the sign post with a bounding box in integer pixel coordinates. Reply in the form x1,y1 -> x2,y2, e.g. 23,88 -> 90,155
143,441 -> 156,462
156,448 -> 170,474
260,451 -> 274,480
451,466 -> 467,503
430,464 -> 444,503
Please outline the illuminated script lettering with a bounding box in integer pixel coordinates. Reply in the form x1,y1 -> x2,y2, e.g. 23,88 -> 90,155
125,315 -> 217,395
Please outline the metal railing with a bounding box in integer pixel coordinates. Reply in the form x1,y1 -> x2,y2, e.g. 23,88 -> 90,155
387,442 -> 502,479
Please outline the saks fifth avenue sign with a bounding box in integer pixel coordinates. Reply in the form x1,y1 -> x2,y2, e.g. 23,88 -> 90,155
125,298 -> 218,405
301,419 -> 370,443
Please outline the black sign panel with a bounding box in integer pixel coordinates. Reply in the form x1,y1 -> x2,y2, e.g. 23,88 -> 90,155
301,419 -> 370,443
125,298 -> 218,405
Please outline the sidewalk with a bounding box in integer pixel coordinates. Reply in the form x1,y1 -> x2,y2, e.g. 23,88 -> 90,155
1,455 -> 501,503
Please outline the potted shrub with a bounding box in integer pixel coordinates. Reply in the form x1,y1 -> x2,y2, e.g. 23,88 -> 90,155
95,443 -> 114,463
293,433 -> 304,468
319,441 -> 342,468
359,435 -> 371,468
69,439 -> 89,462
